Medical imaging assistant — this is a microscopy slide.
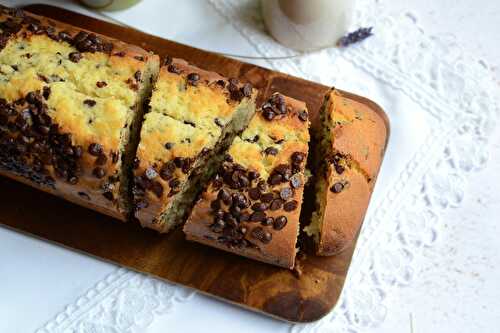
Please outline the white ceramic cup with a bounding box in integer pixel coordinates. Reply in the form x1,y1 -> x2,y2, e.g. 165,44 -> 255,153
262,0 -> 356,51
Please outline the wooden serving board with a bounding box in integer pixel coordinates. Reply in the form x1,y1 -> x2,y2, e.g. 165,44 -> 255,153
0,4 -> 389,323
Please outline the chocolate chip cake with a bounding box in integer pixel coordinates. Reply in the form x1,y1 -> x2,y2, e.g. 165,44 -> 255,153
183,93 -> 310,268
304,89 -> 386,255
132,58 -> 257,232
0,7 -> 160,219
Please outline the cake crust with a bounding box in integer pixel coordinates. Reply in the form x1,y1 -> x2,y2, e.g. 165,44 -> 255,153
311,89 -> 387,255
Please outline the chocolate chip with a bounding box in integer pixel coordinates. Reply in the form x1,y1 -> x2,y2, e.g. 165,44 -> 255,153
291,152 -> 305,165
239,211 -> 250,222
290,174 -> 302,188
214,118 -> 224,128
88,143 -> 103,156
96,81 -> 107,88
42,86 -> 51,99
74,146 -> 83,158
145,167 -> 158,180
260,192 -> 274,203
250,211 -> 266,222
270,198 -> 283,211
83,99 -> 96,107
92,167 -> 105,178
298,110 -> 308,121
164,142 -> 174,150
167,64 -> 181,74
248,171 -> 260,181
242,83 -> 252,97
284,200 -> 298,212
78,192 -> 91,200
163,56 -> 173,66
134,55 -> 145,61
331,182 -> 344,193
95,153 -> 107,166
135,199 -> 149,209
68,175 -> 79,185
269,173 -> 283,185
264,147 -> 278,156
273,216 -> 287,230
150,181 -> 164,198
248,187 -> 261,200
335,165 -> 345,174
257,217 -> 271,227
280,187 -> 293,200
103,191 -> 114,201
210,219 -> 225,233
134,70 -> 142,82
252,202 -> 268,212
217,188 -> 231,204
262,109 -> 275,121
68,52 -> 82,63
169,178 -> 180,188
251,226 -> 272,244
187,73 -> 200,85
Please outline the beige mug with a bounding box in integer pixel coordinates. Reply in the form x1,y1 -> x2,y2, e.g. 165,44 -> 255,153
262,0 -> 356,51
79,0 -> 142,11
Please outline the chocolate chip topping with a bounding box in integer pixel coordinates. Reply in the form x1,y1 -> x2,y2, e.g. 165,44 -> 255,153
144,167 -> 158,180
270,198 -> 283,211
92,167 -> 105,178
251,226 -> 272,244
88,143 -> 103,156
330,182 -> 344,193
298,110 -> 308,122
248,187 -> 261,200
68,52 -> 82,63
283,200 -> 298,212
291,152 -> 305,165
167,64 -> 181,74
264,147 -> 278,156
290,174 -> 302,188
279,187 -> 293,200
273,216 -> 287,230
83,99 -> 96,107
164,142 -> 174,150
96,81 -> 107,88
187,73 -> 200,85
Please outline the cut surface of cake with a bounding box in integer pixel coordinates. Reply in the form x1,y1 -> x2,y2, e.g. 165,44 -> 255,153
132,58 -> 257,232
183,93 -> 310,268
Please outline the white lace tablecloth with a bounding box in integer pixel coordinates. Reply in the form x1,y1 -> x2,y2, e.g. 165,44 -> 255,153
1,0 -> 499,332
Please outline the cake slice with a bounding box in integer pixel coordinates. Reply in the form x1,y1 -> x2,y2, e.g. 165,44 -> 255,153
184,93 -> 310,268
0,7 -> 159,220
304,89 -> 387,255
132,58 -> 257,232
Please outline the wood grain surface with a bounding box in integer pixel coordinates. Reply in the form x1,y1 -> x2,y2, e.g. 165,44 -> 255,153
0,4 -> 389,322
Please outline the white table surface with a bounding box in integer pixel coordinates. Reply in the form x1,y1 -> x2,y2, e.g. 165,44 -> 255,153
1,1 -> 499,332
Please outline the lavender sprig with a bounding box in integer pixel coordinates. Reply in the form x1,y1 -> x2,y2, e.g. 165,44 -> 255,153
337,27 -> 373,47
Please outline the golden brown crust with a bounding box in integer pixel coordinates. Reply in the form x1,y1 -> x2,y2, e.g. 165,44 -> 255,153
315,89 -> 387,255
0,7 -> 159,220
184,93 -> 310,268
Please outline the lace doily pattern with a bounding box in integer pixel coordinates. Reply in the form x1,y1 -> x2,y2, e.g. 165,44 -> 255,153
37,0 -> 499,332
36,268 -> 195,333
208,1 -> 498,332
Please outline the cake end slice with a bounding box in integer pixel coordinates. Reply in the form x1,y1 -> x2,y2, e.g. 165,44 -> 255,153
304,88 -> 386,255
